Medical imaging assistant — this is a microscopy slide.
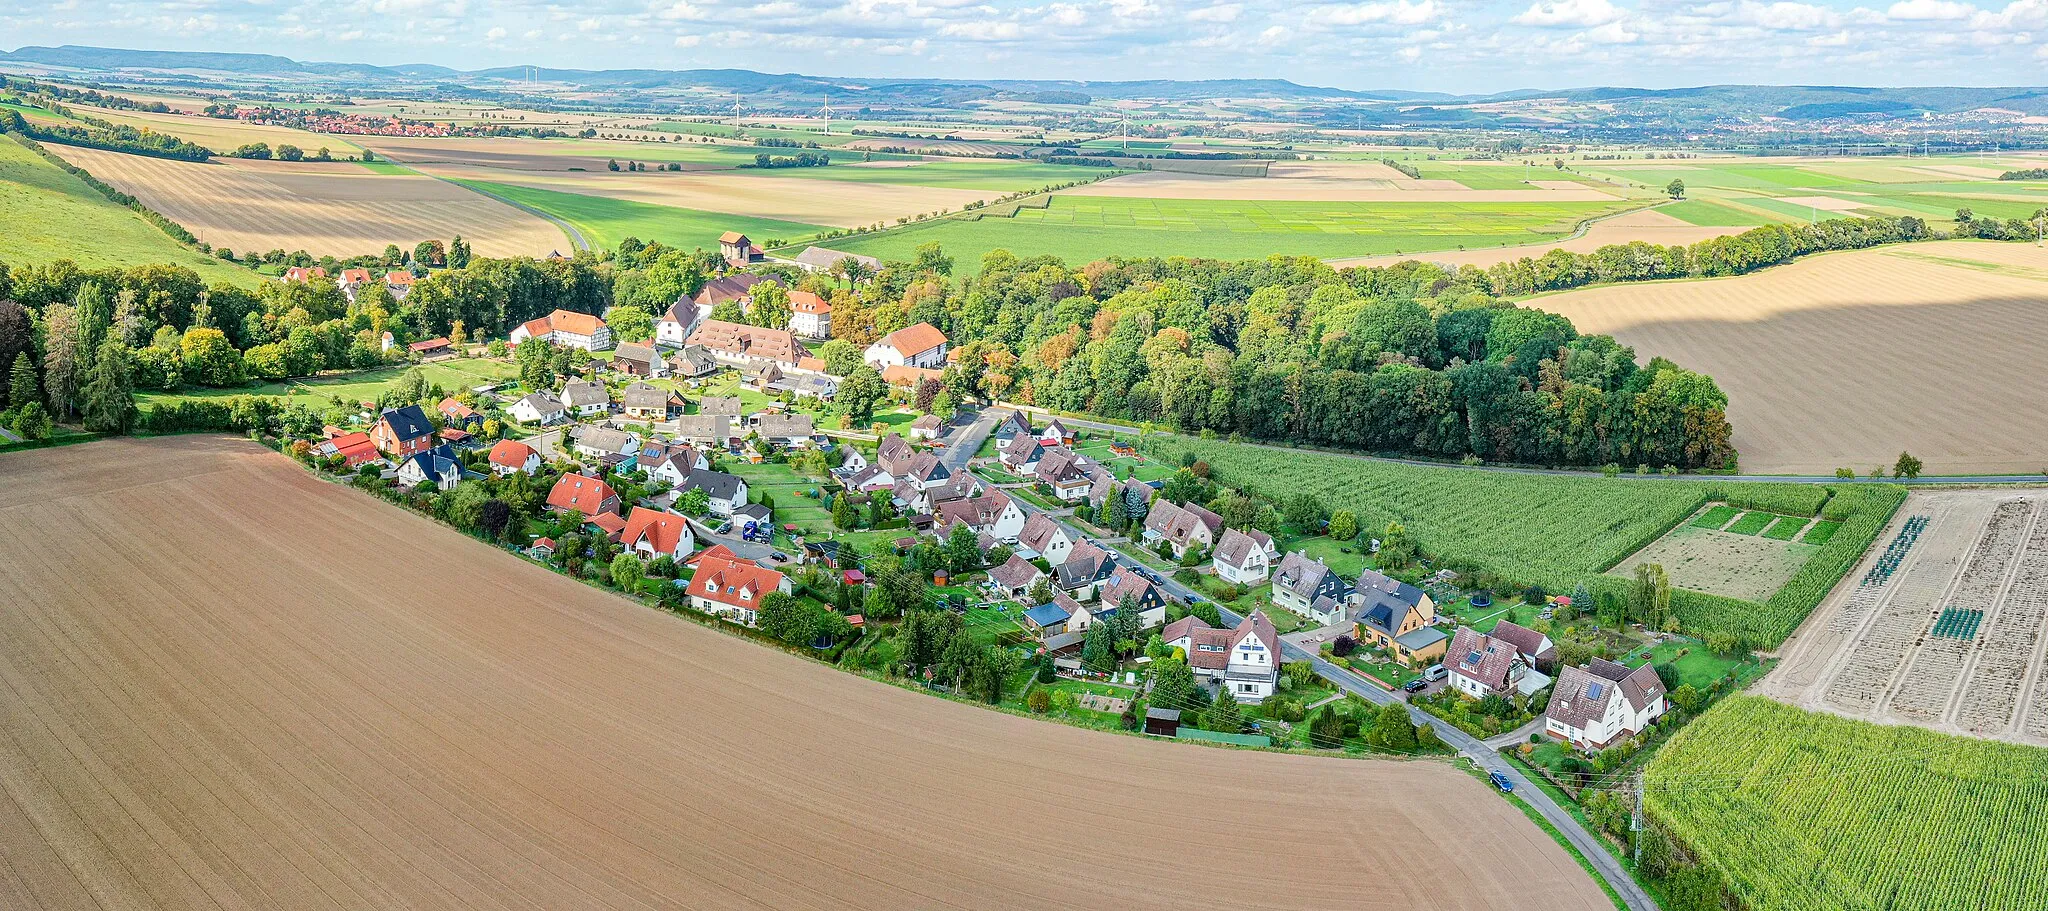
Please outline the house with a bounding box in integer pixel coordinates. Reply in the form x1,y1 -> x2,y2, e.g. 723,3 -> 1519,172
888,479 -> 932,516
385,271 -> 415,300
1015,513 -> 1075,566
1446,626 -> 1551,700
621,382 -> 684,420
788,290 -> 832,339
750,413 -> 816,447
407,337 -> 453,359
923,472 -> 980,506
836,463 -> 895,493
864,322 -> 948,370
1544,659 -> 1668,750
561,381 -> 610,417
908,413 -> 946,441
686,319 -> 803,367
395,443 -> 464,491
313,431 -> 384,468
511,309 -> 612,351
667,345 -> 720,378
768,372 -> 838,400
645,447 -> 712,487
283,266 -> 327,283
508,391 -> 568,426
620,507 -> 697,562
1142,498 -> 1224,559
1161,611 -> 1282,703
655,297 -> 708,348
1039,419 -> 1073,446
694,273 -> 779,310
1270,552 -> 1356,624
611,342 -> 666,378
1486,619 -> 1559,673
689,544 -> 790,625
1053,543 -> 1118,600
875,433 -> 915,477
1355,571 -> 1446,667
718,232 -> 762,269
988,554 -> 1046,598
699,396 -> 743,419
900,452 -> 951,490
1022,596 -> 1082,639
527,537 -> 556,559
370,405 -> 437,458
547,473 -> 620,518
570,425 -> 639,461
486,439 -> 542,476
790,245 -> 881,275
745,361 -> 783,391
678,469 -> 749,516
337,267 -> 372,296
1211,527 -> 1275,585
994,410 -> 1032,440
1093,566 -> 1168,628
934,490 -> 1026,542
1032,447 -> 1094,502
671,414 -> 731,448
436,397 -> 483,430
437,427 -> 472,447
999,435 -> 1044,474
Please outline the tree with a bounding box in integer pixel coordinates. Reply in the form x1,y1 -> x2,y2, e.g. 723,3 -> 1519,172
1665,179 -> 1686,200
276,144 -> 303,161
749,282 -> 792,330
179,328 -> 244,387
1377,520 -> 1418,567
1080,621 -> 1113,671
1027,688 -> 1052,714
817,339 -> 861,376
8,352 -> 38,412
1669,684 -> 1705,715
412,240 -> 446,268
756,592 -> 807,643
1373,702 -> 1417,749
911,242 -> 953,277
607,159 -> 621,171
839,365 -> 885,425
73,282 -> 111,365
40,303 -> 80,420
448,235 -> 472,269
1630,562 -> 1671,628
611,553 -> 646,594
1283,493 -> 1327,532
677,488 -> 711,516
607,304 -> 655,342
0,300 -> 32,396
945,521 -> 982,571
1893,451 -> 1923,480
832,492 -> 858,529
1205,687 -> 1242,733
1149,658 -> 1206,712
1326,510 -> 1358,542
80,341 -> 136,434
479,499 -> 512,541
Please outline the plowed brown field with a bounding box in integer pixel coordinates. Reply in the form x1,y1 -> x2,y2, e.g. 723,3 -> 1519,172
0,436 -> 1606,911
1534,241 -> 2048,475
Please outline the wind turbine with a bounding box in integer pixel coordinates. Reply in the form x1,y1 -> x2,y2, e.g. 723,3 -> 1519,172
820,94 -> 834,136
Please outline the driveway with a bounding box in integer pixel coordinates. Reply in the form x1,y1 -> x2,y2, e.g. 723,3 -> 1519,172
940,407 -> 1000,475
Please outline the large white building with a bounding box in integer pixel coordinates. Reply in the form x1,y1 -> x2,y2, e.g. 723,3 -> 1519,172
863,322 -> 948,370
510,309 -> 612,351
788,290 -> 832,339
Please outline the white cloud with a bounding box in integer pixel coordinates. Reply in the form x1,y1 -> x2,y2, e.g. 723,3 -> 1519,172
1886,0 -> 1975,19
658,0 -> 711,20
1187,2 -> 1242,22
1312,0 -> 1443,27
1514,0 -> 1622,27
1725,0 -> 1840,30
1585,19 -> 1638,41
485,26 -> 506,39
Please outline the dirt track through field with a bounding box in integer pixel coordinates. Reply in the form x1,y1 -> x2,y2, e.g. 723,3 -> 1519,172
50,145 -> 569,258
1533,241 -> 2048,475
0,436 -> 1606,910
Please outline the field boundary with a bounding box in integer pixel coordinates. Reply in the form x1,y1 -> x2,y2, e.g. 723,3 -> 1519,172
7,131 -> 258,277
440,173 -> 589,251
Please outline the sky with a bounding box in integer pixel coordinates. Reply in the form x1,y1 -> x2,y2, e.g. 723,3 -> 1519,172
5,0 -> 2048,93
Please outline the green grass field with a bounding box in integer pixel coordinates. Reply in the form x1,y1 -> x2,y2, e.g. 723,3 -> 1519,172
829,196 -> 1639,267
1725,511 -> 1775,535
453,179 -> 828,253
1658,198 -> 1779,227
1801,520 -> 1843,545
1690,505 -> 1741,529
136,359 -> 519,409
1761,515 -> 1809,540
1647,696 -> 2048,911
0,134 -> 256,284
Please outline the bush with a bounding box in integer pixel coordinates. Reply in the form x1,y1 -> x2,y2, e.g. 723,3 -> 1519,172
1027,689 -> 1051,714
1330,635 -> 1357,657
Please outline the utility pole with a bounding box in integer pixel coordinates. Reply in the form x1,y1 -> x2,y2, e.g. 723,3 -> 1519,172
1632,772 -> 1646,867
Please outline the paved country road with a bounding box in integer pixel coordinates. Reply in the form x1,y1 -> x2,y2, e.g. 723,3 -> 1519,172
982,453 -> 1656,911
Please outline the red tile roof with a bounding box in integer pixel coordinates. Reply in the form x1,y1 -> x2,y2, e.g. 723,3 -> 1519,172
789,290 -> 832,314
880,365 -> 944,388
688,544 -> 787,611
621,507 -> 692,557
488,439 -> 538,471
408,337 -> 452,353
385,271 -> 416,286
877,322 -> 947,358
547,473 -> 618,516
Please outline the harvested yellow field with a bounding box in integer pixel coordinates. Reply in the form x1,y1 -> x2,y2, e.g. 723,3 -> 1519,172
361,135 -> 726,172
67,104 -> 352,155
1073,169 -> 1622,201
50,145 -> 569,258
1332,208 -> 1743,269
0,436 -> 1610,911
1533,241 -> 2048,475
413,163 -> 991,228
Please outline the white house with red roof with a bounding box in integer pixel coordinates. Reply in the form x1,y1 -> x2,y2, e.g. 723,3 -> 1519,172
487,439 -> 542,476
863,322 -> 948,370
1446,626 -> 1551,700
688,545 -> 790,626
620,507 -> 697,562
1161,610 -> 1282,703
788,289 -> 832,339
510,309 -> 612,351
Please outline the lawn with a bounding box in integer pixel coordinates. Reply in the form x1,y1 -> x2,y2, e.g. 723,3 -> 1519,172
1724,511 -> 1775,535
1070,438 -> 1176,482
0,134 -> 256,284
136,359 -> 519,409
451,178 -> 829,253
1761,515 -> 1809,540
725,460 -> 833,528
828,196 -> 1642,269
1275,534 -> 1371,580
1689,505 -> 1740,529
1622,639 -> 1760,691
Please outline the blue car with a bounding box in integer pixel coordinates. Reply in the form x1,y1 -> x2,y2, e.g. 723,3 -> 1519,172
1489,771 -> 1515,793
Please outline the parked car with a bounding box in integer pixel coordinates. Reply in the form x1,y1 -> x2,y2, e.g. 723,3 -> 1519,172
1489,771 -> 1515,793
1422,664 -> 1448,683
1402,678 -> 1428,694
769,551 -> 790,563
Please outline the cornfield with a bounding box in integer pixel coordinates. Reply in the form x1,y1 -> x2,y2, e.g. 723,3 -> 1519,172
1141,437 -> 1903,646
1646,697 -> 2048,910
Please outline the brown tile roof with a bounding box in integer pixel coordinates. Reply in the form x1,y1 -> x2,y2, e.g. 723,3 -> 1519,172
935,490 -> 1011,531
1488,620 -> 1555,665
686,319 -> 800,365
1545,659 -> 1663,734
1212,527 -> 1265,569
877,322 -> 947,358
717,231 -> 750,245
989,554 -> 1043,590
1017,513 -> 1066,555
1447,626 -> 1520,693
694,274 -> 777,307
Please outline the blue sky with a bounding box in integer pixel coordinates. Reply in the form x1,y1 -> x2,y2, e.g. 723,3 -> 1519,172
6,0 -> 2047,93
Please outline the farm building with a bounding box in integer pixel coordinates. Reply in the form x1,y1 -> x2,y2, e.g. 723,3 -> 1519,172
512,309 -> 612,351
790,245 -> 880,275
612,342 -> 666,378
687,319 -> 804,368
864,323 -> 948,370
718,232 -> 763,268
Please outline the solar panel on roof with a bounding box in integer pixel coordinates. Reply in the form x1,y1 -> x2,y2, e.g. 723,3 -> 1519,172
1586,683 -> 1605,700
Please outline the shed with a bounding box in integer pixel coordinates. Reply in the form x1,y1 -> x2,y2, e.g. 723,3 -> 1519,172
843,569 -> 867,585
1144,708 -> 1181,737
